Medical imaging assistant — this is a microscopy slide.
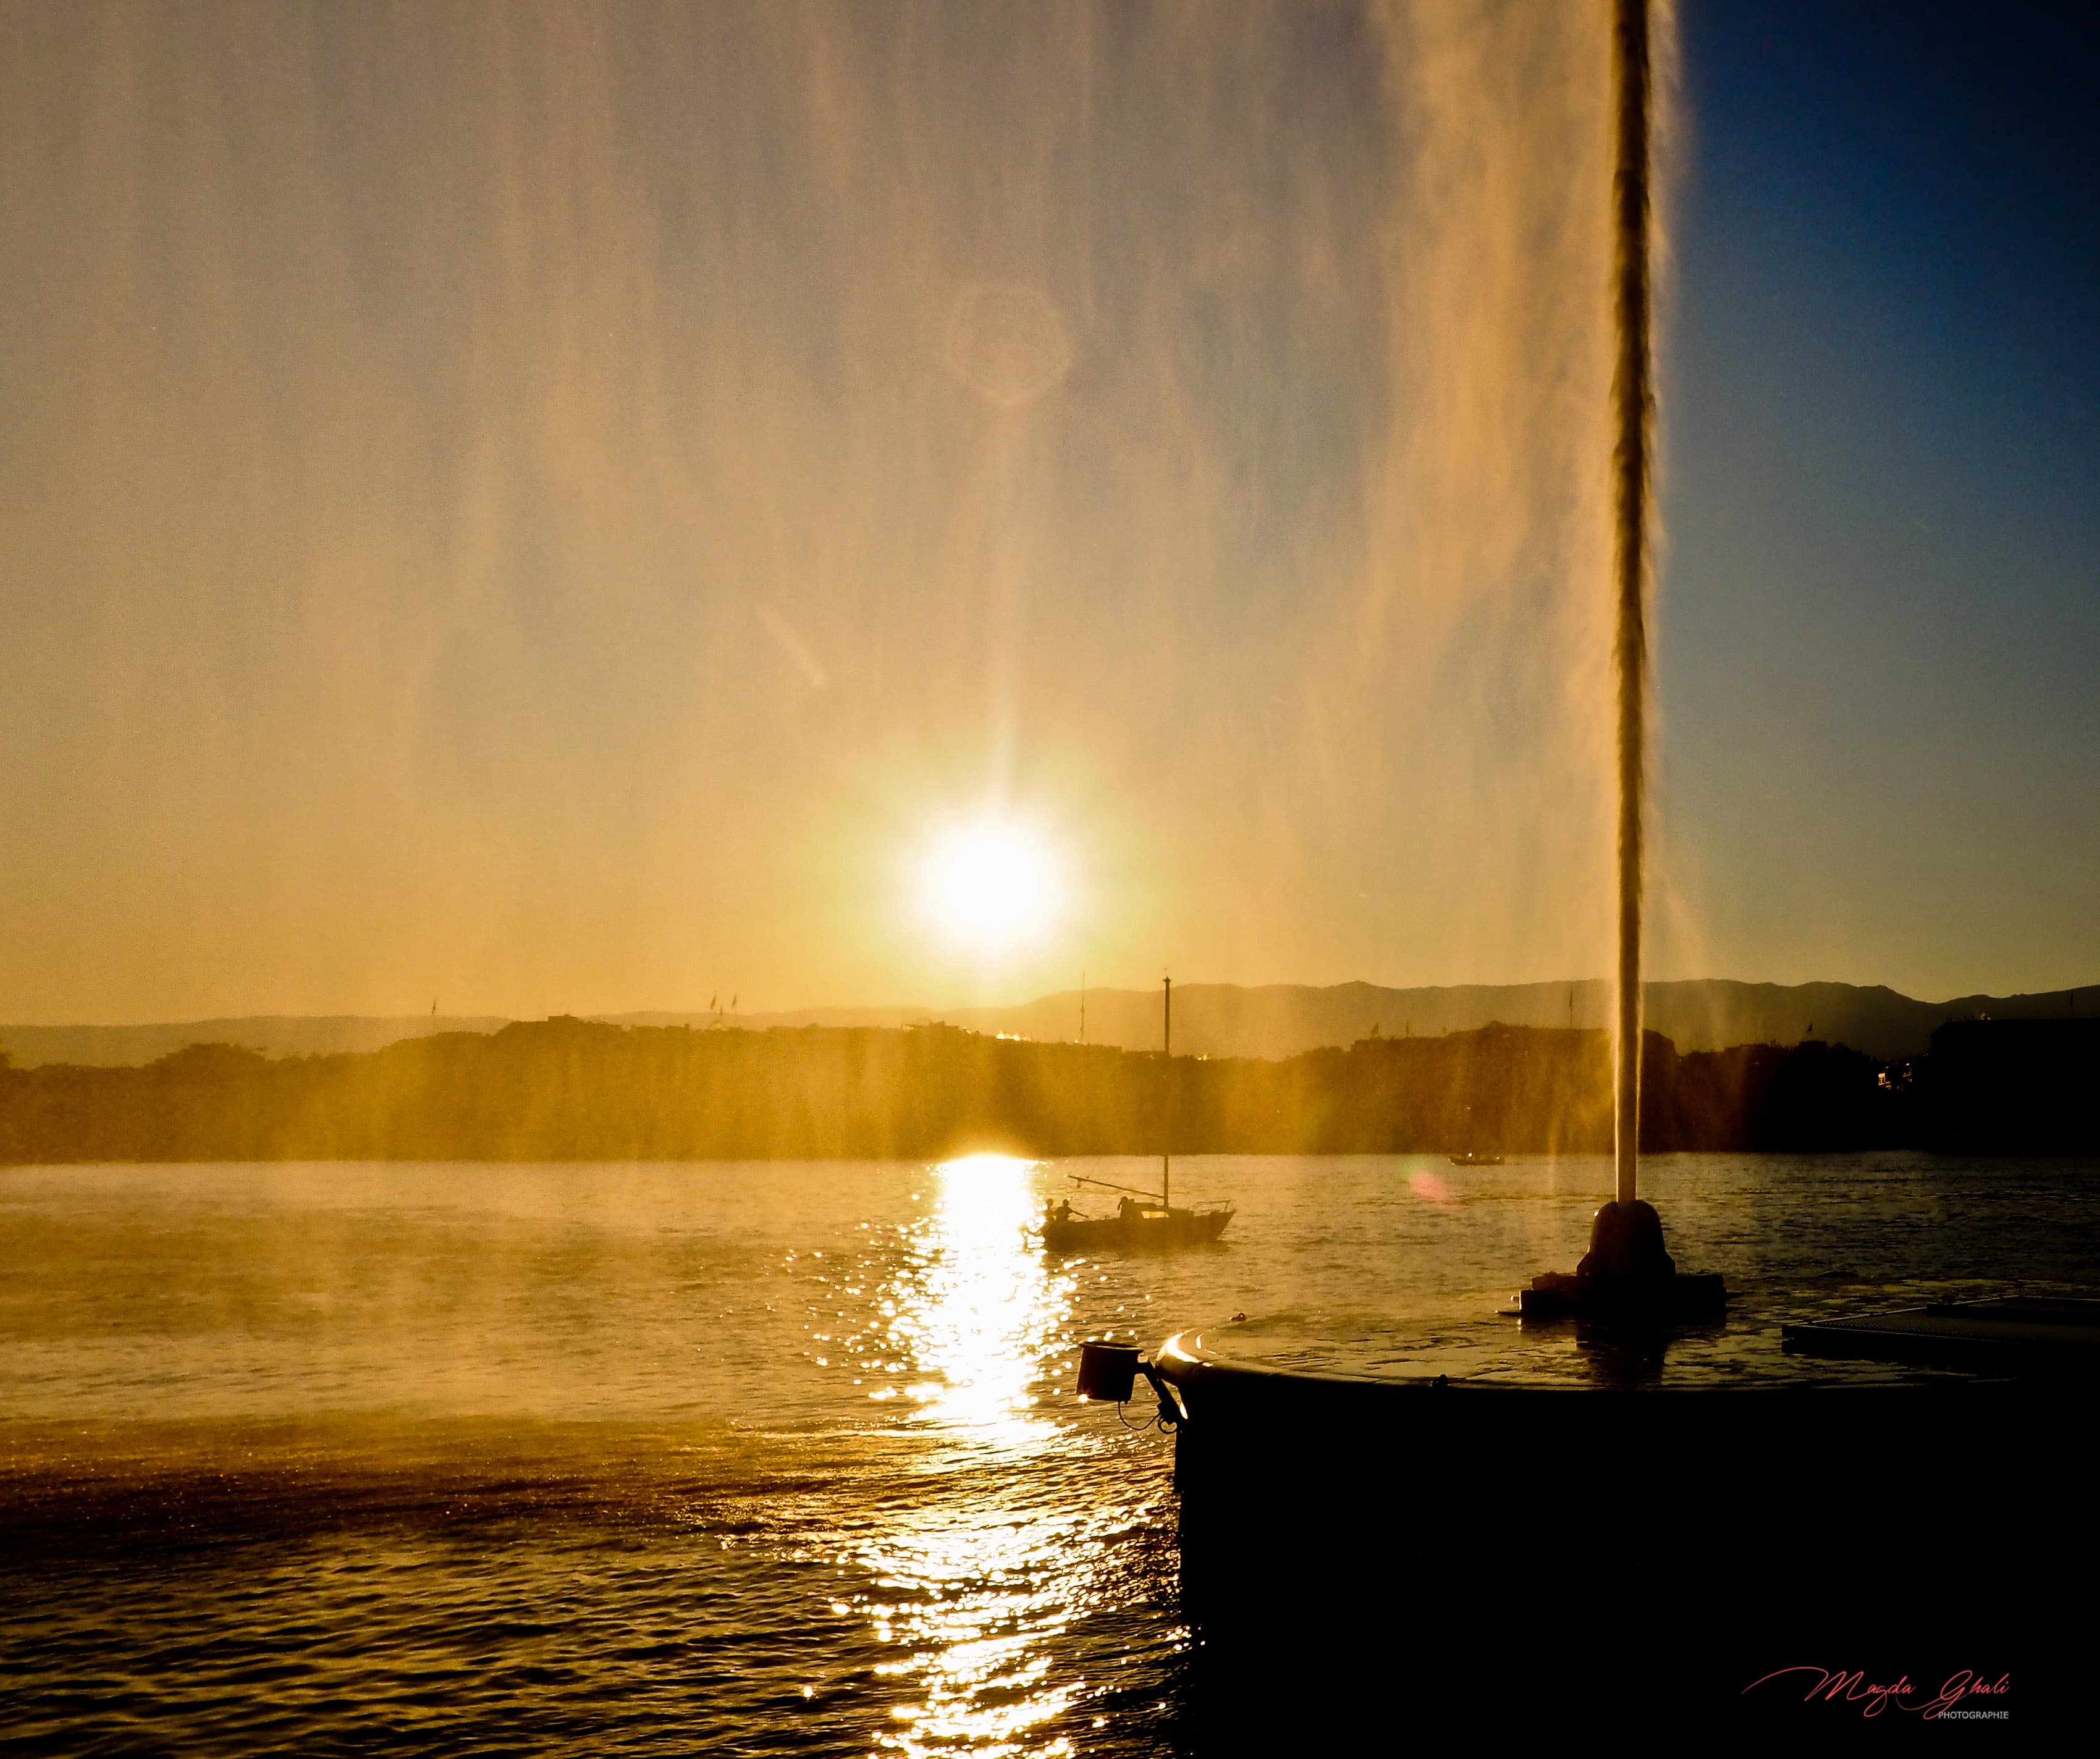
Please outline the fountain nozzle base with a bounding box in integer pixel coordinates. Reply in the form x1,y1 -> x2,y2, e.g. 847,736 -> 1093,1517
1516,1199 -> 1727,1323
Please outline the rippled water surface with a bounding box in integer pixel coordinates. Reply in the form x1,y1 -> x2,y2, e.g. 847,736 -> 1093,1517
3,1152 -> 2094,1752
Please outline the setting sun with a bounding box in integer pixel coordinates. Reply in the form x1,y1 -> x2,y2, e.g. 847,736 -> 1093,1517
919,819 -> 1063,955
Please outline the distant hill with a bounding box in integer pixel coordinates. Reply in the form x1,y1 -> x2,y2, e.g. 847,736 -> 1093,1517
0,1016 -> 511,1069
0,1019 -> 1895,1161
685,978 -> 2100,1063
4,981 -> 2094,1069
6,1014 -> 2091,1161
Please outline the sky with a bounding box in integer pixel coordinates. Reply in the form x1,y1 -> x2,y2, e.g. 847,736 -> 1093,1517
0,1 -> 2093,1024
1659,0 -> 2100,998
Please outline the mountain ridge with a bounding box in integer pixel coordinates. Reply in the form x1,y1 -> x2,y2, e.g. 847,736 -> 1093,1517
4,979 -> 2094,1068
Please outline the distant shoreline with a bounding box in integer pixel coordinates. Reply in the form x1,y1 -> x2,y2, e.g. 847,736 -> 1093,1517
3,1014 -> 2092,1163
4,977 -> 2096,1071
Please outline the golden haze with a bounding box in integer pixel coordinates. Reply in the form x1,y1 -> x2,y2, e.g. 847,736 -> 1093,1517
0,3 -> 1632,1022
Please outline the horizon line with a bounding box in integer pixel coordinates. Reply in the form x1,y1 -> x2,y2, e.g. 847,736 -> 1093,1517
7,973 -> 2099,1034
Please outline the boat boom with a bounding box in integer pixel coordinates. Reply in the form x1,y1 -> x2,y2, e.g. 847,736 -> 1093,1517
1069,1173 -> 1170,1202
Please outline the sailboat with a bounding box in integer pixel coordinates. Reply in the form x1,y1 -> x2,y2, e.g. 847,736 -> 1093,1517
1039,976 -> 1234,1251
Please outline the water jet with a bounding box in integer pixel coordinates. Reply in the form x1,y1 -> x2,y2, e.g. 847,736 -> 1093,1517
1512,0 -> 1725,1330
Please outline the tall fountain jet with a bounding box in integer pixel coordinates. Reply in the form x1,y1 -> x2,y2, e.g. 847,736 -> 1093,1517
1520,0 -> 1722,1317
1611,0 -> 1652,1212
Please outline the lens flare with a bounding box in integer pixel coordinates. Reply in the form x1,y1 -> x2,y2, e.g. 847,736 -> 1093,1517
1410,1168 -> 1455,1206
918,820 -> 1061,955
943,282 -> 1073,408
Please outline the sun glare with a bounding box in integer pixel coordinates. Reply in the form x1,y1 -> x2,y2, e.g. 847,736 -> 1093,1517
919,819 -> 1061,954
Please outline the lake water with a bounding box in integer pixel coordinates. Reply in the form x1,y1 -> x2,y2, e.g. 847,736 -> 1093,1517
3,1152 -> 2093,1752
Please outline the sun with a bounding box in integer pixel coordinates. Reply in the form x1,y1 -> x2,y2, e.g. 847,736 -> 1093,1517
919,817 -> 1062,954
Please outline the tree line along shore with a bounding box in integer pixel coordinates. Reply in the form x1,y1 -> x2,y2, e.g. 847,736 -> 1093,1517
1,1015 -> 2093,1163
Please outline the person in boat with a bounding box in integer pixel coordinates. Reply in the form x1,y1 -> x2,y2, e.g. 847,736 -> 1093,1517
1055,1199 -> 1073,1222
1118,1196 -> 1140,1223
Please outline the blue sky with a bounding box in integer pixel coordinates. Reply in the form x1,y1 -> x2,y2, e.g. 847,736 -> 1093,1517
1661,0 -> 2099,993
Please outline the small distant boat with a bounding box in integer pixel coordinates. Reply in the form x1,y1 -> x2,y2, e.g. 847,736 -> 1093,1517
1039,975 -> 1234,1253
1448,1151 -> 1504,1168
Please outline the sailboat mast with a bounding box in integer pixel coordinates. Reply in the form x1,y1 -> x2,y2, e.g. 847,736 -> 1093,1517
1611,0 -> 1653,1210
1162,975 -> 1171,1209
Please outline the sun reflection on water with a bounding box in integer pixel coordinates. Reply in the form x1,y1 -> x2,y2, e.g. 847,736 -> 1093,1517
847,1154 -> 1100,1754
890,1155 -> 1066,1444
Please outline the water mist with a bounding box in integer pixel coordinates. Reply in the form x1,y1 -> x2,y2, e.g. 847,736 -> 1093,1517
0,1 -> 1625,1024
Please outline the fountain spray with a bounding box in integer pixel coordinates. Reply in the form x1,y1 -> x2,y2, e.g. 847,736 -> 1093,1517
1519,0 -> 1722,1322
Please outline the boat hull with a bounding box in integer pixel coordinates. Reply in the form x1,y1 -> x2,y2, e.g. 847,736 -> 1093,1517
1039,1209 -> 1232,1252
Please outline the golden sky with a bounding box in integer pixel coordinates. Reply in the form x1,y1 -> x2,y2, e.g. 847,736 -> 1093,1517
0,2 -> 1713,1024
